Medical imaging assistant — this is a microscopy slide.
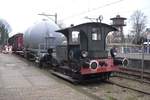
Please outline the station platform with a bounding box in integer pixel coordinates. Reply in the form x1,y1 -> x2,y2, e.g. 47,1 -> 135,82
0,53 -> 92,100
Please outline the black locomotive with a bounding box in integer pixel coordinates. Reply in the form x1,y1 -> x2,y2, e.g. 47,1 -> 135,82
39,22 -> 120,82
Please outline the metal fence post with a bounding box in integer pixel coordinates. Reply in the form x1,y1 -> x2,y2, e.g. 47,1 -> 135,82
141,44 -> 144,83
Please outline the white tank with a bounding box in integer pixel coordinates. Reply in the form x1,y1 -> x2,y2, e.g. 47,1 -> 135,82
24,19 -> 63,51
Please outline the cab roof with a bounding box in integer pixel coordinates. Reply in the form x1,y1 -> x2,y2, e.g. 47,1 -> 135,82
56,22 -> 117,37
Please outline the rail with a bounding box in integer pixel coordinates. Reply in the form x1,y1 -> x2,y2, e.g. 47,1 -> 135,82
105,80 -> 150,95
115,67 -> 150,83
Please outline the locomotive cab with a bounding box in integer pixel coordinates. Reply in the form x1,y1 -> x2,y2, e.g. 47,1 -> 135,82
55,22 -> 118,80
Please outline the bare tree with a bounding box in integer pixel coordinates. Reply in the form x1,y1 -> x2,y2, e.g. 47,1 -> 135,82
0,23 -> 9,45
130,10 -> 147,44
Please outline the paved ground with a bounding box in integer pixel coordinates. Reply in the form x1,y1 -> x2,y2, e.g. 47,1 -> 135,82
0,53 -> 92,100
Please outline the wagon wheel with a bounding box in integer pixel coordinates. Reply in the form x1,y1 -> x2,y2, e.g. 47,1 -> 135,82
51,58 -> 59,67
39,61 -> 43,68
39,59 -> 47,69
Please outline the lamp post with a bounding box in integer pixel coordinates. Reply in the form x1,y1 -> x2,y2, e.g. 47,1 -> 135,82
147,34 -> 150,54
38,13 -> 57,24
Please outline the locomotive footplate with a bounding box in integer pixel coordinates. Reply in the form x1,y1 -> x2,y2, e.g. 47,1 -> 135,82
50,69 -> 111,84
50,70 -> 79,84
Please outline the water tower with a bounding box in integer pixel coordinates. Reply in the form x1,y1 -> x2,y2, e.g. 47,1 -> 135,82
110,15 -> 127,43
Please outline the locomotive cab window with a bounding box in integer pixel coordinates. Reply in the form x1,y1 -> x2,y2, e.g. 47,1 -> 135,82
92,33 -> 98,40
91,28 -> 101,40
71,31 -> 79,43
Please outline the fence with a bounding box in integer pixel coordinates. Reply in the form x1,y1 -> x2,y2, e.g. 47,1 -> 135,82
107,43 -> 150,82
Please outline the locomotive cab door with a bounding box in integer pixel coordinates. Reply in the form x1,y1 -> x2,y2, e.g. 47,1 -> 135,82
79,30 -> 88,53
68,30 -> 89,61
68,30 -> 80,61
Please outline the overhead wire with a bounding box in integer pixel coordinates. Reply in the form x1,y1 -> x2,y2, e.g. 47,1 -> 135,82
60,0 -> 124,21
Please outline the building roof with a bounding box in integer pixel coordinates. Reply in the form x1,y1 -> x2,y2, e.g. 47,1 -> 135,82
110,15 -> 127,20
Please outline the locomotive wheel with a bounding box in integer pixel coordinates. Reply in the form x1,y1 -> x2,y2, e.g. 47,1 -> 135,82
70,62 -> 81,73
24,52 -> 29,60
39,61 -> 51,69
39,59 -> 47,69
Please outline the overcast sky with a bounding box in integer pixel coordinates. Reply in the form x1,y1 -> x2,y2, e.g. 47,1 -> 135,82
0,0 -> 150,36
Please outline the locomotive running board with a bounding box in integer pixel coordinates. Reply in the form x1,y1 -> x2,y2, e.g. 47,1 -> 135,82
50,70 -> 78,84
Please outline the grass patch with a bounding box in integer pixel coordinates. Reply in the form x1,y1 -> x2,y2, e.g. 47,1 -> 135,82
106,96 -> 117,100
125,96 -> 137,100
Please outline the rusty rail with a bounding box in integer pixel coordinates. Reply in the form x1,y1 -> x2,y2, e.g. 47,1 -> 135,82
105,80 -> 150,95
115,67 -> 150,83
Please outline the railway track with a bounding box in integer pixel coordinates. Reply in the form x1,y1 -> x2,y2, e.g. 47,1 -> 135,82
77,78 -> 150,100
105,80 -> 150,95
13,54 -> 150,100
115,67 -> 150,83
51,70 -> 150,98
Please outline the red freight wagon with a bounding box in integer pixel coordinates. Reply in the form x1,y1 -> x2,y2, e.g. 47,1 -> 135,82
8,33 -> 23,52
